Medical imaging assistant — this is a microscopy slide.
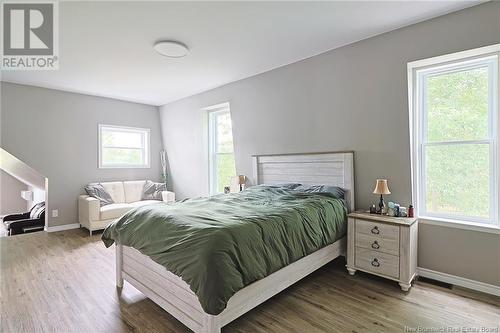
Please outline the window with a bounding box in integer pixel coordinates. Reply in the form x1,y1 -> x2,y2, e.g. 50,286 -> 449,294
409,45 -> 499,226
207,103 -> 236,195
99,125 -> 150,168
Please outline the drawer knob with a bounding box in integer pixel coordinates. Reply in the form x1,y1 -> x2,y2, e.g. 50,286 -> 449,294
371,258 -> 380,267
371,226 -> 380,234
371,241 -> 380,249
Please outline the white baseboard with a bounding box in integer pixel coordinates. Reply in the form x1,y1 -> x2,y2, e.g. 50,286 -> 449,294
417,267 -> 500,297
46,223 -> 80,233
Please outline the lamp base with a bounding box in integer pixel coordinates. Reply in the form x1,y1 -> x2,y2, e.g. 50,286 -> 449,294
377,194 -> 386,215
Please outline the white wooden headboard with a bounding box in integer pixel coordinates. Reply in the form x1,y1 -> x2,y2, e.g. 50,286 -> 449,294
252,151 -> 355,211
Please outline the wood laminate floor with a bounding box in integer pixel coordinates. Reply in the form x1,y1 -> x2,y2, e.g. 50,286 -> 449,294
1,229 -> 499,333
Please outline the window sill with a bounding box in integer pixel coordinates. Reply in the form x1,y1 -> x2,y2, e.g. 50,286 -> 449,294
418,216 -> 500,234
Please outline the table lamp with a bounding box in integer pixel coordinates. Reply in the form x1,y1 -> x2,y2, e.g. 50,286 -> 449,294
373,179 -> 390,214
238,175 -> 246,191
230,175 -> 247,193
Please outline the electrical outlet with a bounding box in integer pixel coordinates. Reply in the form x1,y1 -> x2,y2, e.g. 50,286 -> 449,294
52,209 -> 58,218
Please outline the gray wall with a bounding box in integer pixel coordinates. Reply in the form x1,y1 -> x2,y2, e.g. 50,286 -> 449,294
0,83 -> 163,227
0,170 -> 28,215
159,2 -> 500,286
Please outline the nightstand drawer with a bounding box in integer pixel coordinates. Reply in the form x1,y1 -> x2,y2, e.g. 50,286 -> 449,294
355,233 -> 399,256
355,247 -> 399,279
356,219 -> 399,241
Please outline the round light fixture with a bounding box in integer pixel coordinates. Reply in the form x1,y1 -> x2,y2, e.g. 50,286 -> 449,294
153,41 -> 189,58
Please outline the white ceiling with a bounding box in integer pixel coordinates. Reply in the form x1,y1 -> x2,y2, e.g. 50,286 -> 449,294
1,1 -> 482,106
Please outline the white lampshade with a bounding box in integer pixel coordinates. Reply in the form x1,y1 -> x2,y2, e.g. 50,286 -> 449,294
373,179 -> 391,195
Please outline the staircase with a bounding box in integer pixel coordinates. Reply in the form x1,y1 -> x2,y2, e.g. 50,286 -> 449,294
0,148 -> 46,190
0,148 -> 48,234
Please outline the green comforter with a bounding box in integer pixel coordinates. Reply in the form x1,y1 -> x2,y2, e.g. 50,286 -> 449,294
102,185 -> 347,315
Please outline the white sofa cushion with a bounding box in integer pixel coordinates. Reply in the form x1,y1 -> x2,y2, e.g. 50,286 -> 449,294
129,200 -> 161,208
162,191 -> 175,203
100,203 -> 131,220
101,182 -> 125,203
124,180 -> 146,203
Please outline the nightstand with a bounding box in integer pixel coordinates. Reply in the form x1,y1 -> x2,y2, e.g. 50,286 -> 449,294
346,211 -> 418,291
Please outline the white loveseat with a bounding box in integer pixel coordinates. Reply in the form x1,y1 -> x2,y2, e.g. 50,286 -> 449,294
78,180 -> 175,235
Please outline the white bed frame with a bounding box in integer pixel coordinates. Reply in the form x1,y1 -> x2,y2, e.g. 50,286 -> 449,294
116,151 -> 355,333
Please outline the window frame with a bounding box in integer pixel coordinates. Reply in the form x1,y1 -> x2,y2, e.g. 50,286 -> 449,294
206,103 -> 235,195
98,124 -> 150,169
408,44 -> 500,228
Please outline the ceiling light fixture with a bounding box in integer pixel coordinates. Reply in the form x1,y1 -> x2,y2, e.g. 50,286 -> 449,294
153,41 -> 189,58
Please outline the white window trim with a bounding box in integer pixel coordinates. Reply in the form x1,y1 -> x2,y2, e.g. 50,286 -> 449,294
98,124 -> 151,169
408,44 -> 500,232
205,102 -> 233,195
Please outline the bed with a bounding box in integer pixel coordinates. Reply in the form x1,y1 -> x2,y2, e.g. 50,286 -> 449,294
104,151 -> 354,333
